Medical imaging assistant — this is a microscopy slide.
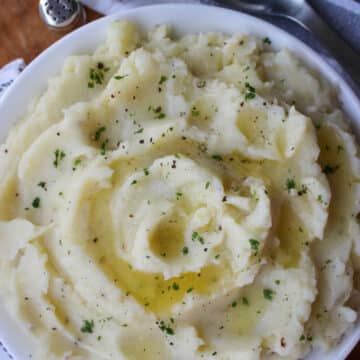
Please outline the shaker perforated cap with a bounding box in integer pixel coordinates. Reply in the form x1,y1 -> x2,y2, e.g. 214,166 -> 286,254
39,0 -> 86,31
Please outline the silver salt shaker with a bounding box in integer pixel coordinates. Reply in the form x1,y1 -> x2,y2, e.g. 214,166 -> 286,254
39,0 -> 86,31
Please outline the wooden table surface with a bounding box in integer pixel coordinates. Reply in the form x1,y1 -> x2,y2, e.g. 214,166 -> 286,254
0,1 -> 359,359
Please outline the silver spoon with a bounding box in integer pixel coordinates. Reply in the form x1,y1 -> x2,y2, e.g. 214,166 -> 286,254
221,0 -> 360,96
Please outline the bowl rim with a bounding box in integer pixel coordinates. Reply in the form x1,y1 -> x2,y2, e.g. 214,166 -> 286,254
0,3 -> 359,360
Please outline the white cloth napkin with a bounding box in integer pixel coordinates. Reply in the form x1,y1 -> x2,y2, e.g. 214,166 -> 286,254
0,59 -> 25,99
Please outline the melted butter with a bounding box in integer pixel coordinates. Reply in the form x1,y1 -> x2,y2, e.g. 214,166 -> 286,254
149,215 -> 186,260
272,201 -> 308,268
225,285 -> 269,336
88,188 -> 228,315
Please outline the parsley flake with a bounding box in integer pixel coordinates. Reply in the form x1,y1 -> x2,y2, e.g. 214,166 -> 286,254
286,178 -> 296,192
263,37 -> 272,44
32,197 -> 41,208
172,282 -> 180,290
182,246 -> 189,255
192,231 -> 204,244
263,288 -> 275,301
322,164 -> 339,175
249,238 -> 259,252
196,80 -> 206,88
114,74 -> 128,80
38,181 -> 47,190
93,126 -> 106,141
53,149 -> 66,168
158,320 -> 175,335
242,297 -> 249,306
244,82 -> 256,100
211,154 -> 223,161
81,319 -> 94,333
159,75 -> 168,85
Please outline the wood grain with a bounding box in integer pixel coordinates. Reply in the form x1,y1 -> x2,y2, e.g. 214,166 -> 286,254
0,1 -> 359,359
0,0 -> 101,67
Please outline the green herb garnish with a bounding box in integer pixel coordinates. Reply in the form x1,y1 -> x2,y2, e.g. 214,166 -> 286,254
263,288 -> 275,301
322,164 -> 339,175
53,149 -> 66,168
211,154 -> 223,161
81,319 -> 94,333
242,297 -> 249,306
244,82 -> 256,100
286,178 -> 296,192
192,231 -> 204,244
159,75 -> 168,85
182,246 -> 189,255
93,126 -> 106,141
249,238 -> 259,251
158,320 -> 174,335
114,74 -> 128,80
32,197 -> 40,208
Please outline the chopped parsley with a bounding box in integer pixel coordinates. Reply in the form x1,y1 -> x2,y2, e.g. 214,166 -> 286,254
196,80 -> 206,88
81,319 -> 94,333
155,112 -> 166,119
32,197 -> 40,208
263,37 -> 272,44
131,180 -> 137,185
158,320 -> 175,335
182,246 -> 189,255
299,334 -> 305,341
143,168 -> 150,176
159,75 -> 168,85
211,154 -> 223,161
88,63 -> 109,88
263,288 -> 275,301
242,297 -> 249,306
249,238 -> 259,252
114,74 -> 128,80
205,181 -> 210,189
152,105 -> 166,119
38,181 -> 47,190
286,178 -> 296,192
53,149 -> 66,168
322,164 -> 339,175
176,192 -> 183,200
231,301 -> 237,308
244,82 -> 256,100
134,127 -> 144,134
191,109 -> 200,117
172,282 -> 180,290
100,139 -> 109,155
93,126 -> 106,141
192,231 -> 204,244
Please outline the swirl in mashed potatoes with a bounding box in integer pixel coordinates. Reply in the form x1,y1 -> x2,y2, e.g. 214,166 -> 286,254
0,21 -> 359,360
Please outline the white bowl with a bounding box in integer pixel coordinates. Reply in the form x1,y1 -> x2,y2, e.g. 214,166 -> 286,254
0,4 -> 359,359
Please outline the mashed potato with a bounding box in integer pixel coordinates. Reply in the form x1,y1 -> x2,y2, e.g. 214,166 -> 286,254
0,21 -> 359,359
